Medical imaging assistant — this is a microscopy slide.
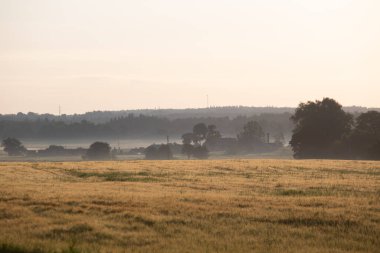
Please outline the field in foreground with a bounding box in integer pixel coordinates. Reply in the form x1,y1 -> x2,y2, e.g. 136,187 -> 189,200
0,160 -> 379,253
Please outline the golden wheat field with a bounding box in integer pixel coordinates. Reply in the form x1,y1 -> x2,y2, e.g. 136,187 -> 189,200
0,159 -> 379,253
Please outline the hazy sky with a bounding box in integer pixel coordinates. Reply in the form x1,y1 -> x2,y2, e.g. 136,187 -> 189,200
1,0 -> 379,114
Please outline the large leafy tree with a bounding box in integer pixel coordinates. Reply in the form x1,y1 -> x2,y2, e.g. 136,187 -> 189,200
181,123 -> 215,159
1,137 -> 27,156
350,111 -> 380,160
290,98 -> 353,158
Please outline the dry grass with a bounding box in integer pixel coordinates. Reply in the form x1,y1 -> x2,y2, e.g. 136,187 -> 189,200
0,159 -> 379,253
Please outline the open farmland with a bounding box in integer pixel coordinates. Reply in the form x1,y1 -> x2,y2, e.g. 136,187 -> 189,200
0,160 -> 379,253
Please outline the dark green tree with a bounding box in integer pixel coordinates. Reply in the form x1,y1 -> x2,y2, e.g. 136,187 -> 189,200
181,123 -> 217,159
85,142 -> 111,160
289,98 -> 353,158
1,137 -> 27,156
145,144 -> 173,160
193,123 -> 208,144
181,133 -> 194,145
350,111 -> 380,160
205,124 -> 221,147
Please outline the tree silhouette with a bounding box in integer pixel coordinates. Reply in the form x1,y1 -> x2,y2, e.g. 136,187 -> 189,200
193,123 -> 208,144
290,98 -> 353,158
85,142 -> 111,160
350,111 -> 380,160
1,137 -> 27,156
145,144 -> 173,160
237,121 -> 265,150
181,133 -> 194,145
205,124 -> 221,147
181,123 -> 213,159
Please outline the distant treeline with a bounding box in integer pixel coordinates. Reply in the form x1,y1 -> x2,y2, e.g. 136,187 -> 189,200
1,99 -> 379,160
0,113 -> 294,140
1,106 -> 378,123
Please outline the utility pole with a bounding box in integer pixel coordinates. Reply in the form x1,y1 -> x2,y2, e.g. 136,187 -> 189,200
206,94 -> 209,108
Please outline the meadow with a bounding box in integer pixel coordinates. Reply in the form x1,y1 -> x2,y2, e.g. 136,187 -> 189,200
0,159 -> 379,253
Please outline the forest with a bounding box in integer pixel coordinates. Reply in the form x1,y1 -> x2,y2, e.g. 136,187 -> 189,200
0,110 -> 294,140
1,101 -> 379,160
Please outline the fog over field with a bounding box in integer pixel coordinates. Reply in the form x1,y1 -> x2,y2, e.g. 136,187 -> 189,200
20,138 -> 180,150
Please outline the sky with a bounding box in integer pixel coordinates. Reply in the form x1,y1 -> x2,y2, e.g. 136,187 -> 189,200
0,0 -> 379,114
